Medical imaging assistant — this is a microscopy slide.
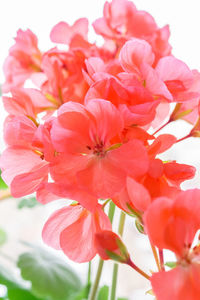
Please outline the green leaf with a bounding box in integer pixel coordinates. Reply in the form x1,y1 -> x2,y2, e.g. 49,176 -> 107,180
97,285 -> 109,300
0,171 -> 8,190
17,197 -> 39,209
0,265 -> 40,300
0,229 -> 7,247
165,261 -> 177,269
118,298 -> 129,300
69,283 -> 91,300
8,288 -> 42,300
17,247 -> 82,300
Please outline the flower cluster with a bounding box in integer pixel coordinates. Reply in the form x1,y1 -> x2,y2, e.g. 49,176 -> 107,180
1,0 -> 200,298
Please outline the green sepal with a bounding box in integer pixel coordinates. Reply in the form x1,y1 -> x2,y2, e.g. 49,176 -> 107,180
165,261 -> 177,269
135,219 -> 144,234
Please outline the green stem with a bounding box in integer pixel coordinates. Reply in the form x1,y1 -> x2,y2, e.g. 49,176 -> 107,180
110,263 -> 118,300
89,259 -> 104,300
87,261 -> 91,285
110,212 -> 126,300
108,201 -> 116,223
89,202 -> 116,300
118,212 -> 126,236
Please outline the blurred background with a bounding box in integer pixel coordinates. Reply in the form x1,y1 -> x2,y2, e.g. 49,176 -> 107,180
0,0 -> 200,299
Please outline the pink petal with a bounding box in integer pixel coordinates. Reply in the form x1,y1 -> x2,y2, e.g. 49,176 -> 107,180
151,266 -> 200,300
0,147 -> 46,186
85,57 -> 105,78
72,18 -> 88,39
156,56 -> 193,83
164,162 -> 196,185
86,99 -> 124,143
43,182 -> 98,212
60,206 -> 111,262
142,64 -> 172,100
92,18 -> 114,38
109,139 -> 149,178
4,115 -> 36,146
120,39 -> 155,73
36,183 -> 61,204
24,88 -> 51,108
50,18 -> 88,44
148,134 -> 177,157
57,101 -> 91,139
3,89 -> 35,118
143,197 -> 173,249
77,158 -> 126,199
126,177 -> 151,212
50,22 -> 71,44
11,163 -> 48,197
42,205 -> 83,249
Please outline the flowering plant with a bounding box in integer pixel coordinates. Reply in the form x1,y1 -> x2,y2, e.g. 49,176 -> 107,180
1,0 -> 200,299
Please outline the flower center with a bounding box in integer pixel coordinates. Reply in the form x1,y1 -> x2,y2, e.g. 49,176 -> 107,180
93,141 -> 105,158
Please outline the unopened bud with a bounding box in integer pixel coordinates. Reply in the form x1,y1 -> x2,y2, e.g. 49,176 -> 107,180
95,230 -> 130,263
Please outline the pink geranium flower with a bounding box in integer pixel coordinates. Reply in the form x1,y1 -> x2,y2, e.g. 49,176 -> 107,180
93,0 -> 171,60
144,189 -> 200,299
50,99 -> 148,198
42,204 -> 111,262
2,29 -> 42,93
2,88 -> 54,120
41,49 -> 89,105
155,56 -> 200,103
0,116 -> 54,197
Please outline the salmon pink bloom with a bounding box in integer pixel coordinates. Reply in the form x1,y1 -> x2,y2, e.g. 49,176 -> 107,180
2,88 -> 54,120
120,39 -> 200,105
42,204 -> 111,262
112,155 -> 195,216
93,0 -> 171,60
85,75 -> 160,126
144,189 -> 200,256
50,18 -> 88,45
50,99 -> 148,198
2,29 -> 42,93
144,189 -> 200,300
0,116 -> 54,197
0,146 -> 48,198
41,49 -> 89,105
142,134 -> 195,198
169,70 -> 200,125
113,135 -> 195,206
119,39 -> 173,101
155,56 -> 200,103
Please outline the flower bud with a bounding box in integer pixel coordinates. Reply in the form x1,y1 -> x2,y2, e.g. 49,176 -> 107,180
95,230 -> 130,263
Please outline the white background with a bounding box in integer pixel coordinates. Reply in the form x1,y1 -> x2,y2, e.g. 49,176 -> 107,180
1,1 -> 200,299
